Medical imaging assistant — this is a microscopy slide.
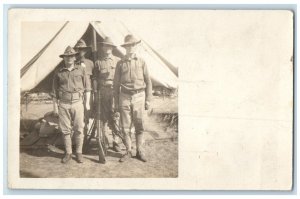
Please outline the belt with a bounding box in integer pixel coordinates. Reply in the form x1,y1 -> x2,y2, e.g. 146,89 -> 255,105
100,84 -> 113,89
58,91 -> 82,102
121,87 -> 144,95
100,80 -> 113,86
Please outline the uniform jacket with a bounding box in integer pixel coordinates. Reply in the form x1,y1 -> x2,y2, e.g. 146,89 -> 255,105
113,54 -> 152,103
51,63 -> 91,100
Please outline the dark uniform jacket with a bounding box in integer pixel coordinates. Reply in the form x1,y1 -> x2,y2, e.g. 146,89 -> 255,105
77,57 -> 94,77
51,64 -> 91,102
93,55 -> 120,90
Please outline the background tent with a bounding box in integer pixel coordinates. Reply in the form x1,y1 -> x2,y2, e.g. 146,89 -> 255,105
21,20 -> 178,93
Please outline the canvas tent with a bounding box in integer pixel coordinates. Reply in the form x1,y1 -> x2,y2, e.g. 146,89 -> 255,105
21,20 -> 178,93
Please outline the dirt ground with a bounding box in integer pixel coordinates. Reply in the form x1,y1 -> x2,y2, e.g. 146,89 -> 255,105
20,96 -> 178,178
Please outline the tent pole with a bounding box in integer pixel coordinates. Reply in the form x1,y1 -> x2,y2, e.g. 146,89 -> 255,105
92,28 -> 97,62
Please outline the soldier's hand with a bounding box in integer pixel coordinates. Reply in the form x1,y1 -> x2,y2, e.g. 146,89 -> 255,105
113,111 -> 120,119
113,105 -> 119,113
145,101 -> 150,110
52,110 -> 59,117
110,106 -> 115,113
52,98 -> 59,117
85,102 -> 91,111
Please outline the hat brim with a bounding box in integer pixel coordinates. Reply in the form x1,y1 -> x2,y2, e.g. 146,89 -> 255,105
74,46 -> 91,50
59,52 -> 79,58
98,42 -> 117,47
121,40 -> 141,47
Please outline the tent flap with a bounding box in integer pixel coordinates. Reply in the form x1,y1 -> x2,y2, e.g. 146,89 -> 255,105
21,20 -> 178,92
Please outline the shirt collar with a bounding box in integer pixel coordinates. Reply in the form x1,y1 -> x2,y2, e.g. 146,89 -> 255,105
103,54 -> 113,60
77,57 -> 86,63
123,54 -> 138,61
60,64 -> 79,72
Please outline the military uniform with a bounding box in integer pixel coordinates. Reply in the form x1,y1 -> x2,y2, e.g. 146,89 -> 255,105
77,57 -> 94,82
51,46 -> 91,160
94,54 -> 119,120
74,40 -> 94,124
77,57 -> 94,120
93,37 -> 121,150
114,52 -> 152,161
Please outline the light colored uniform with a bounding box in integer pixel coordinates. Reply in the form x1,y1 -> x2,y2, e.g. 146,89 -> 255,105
113,54 -> 152,153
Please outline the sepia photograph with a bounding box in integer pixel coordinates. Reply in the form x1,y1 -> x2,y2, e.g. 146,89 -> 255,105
8,9 -> 293,190
19,20 -> 178,178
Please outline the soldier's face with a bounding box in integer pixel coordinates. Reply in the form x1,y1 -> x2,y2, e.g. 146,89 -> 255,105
102,45 -> 113,54
63,55 -> 76,66
124,44 -> 137,55
78,49 -> 86,58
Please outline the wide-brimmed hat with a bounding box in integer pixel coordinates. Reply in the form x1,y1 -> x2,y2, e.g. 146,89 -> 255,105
59,46 -> 79,58
121,34 -> 141,47
74,39 -> 91,50
98,37 -> 116,47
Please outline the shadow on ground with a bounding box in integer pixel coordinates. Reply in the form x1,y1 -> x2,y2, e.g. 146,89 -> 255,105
20,139 -> 178,178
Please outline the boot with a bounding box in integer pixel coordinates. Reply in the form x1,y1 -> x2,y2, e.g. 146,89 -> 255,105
74,133 -> 84,155
119,151 -> 132,162
119,133 -> 132,162
112,141 -> 121,152
62,153 -> 72,164
76,153 -> 83,163
62,134 -> 72,154
135,133 -> 146,162
101,122 -> 109,152
136,150 -> 147,162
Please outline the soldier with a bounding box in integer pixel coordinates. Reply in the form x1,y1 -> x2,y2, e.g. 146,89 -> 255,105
74,39 -> 94,129
113,34 -> 152,162
92,37 -> 122,152
52,46 -> 91,164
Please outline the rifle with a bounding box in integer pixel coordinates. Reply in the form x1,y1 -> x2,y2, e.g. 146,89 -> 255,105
83,117 -> 95,154
91,28 -> 106,164
110,112 -> 124,141
96,90 -> 106,164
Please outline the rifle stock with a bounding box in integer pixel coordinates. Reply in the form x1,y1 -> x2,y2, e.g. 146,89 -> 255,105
96,90 -> 106,164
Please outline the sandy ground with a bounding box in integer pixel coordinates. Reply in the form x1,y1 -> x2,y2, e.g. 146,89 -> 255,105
20,140 -> 178,178
20,96 -> 178,178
